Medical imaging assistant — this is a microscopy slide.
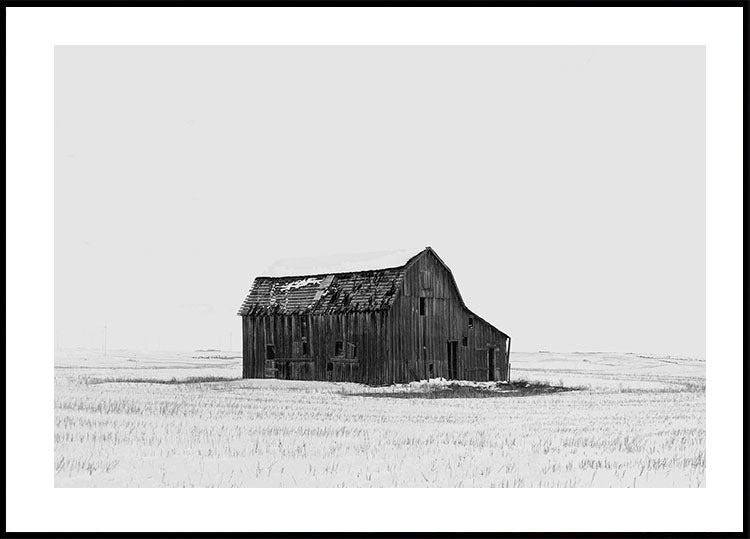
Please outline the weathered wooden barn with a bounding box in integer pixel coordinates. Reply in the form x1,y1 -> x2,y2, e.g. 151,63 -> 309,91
237,247 -> 511,385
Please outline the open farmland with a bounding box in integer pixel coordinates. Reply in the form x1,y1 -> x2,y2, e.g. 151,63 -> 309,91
54,349 -> 705,487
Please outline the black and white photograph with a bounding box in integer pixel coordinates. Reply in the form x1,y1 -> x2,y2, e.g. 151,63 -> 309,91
53,44 -> 707,489
5,4 -> 744,535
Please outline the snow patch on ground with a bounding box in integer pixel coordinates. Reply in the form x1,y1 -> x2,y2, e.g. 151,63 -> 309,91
353,377 -> 514,396
406,377 -> 502,390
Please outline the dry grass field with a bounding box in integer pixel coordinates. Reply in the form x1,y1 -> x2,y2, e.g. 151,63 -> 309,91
55,349 -> 704,487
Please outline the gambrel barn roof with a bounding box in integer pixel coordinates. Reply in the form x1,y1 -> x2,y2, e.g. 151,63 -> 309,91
238,248 -> 433,316
238,247 -> 508,337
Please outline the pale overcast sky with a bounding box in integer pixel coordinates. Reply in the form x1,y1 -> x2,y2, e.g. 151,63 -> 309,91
55,46 -> 705,358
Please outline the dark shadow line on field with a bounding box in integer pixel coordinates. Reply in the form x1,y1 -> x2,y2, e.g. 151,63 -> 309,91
86,376 -> 242,385
511,367 -> 703,379
343,386 -> 582,400
56,364 -> 236,370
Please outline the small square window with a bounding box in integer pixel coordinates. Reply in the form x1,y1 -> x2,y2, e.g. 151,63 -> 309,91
326,362 -> 333,372
335,341 -> 344,357
419,297 -> 426,316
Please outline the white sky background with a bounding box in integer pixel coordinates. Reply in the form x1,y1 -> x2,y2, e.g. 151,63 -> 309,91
55,46 -> 705,357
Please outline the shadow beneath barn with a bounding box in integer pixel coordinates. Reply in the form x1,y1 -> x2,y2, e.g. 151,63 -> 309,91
343,381 -> 582,399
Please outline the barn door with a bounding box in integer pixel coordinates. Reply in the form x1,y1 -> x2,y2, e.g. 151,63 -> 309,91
447,341 -> 458,379
488,347 -> 496,381
265,345 -> 276,378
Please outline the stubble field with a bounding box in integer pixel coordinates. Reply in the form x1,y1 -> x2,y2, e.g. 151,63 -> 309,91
54,349 -> 705,487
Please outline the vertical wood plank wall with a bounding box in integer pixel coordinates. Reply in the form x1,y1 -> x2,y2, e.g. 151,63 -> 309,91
386,250 -> 510,383
242,310 -> 389,385
241,251 -> 509,384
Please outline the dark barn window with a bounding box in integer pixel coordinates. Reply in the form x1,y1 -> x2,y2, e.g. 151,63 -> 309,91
266,344 -> 275,359
327,362 -> 333,372
347,342 -> 357,359
302,341 -> 309,356
419,297 -> 426,316
335,341 -> 344,357
462,336 -> 468,347
468,317 -> 474,328
300,316 -> 308,339
428,363 -> 434,377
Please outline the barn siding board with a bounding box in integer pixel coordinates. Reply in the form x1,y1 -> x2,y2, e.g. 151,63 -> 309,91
239,248 -> 509,384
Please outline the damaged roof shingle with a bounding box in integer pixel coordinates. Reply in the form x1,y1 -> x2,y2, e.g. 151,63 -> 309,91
237,267 -> 404,316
